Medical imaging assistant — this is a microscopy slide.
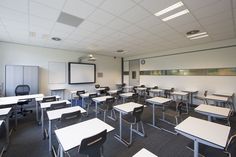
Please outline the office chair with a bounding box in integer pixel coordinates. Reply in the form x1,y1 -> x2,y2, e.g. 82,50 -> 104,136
15,84 -> 32,116
98,97 -> 116,122
79,129 -> 107,157
122,106 -> 145,146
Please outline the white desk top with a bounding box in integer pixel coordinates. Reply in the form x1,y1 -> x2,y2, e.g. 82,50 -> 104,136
213,93 -> 234,98
133,148 -> 157,157
80,92 -> 96,98
0,94 -> 44,106
146,97 -> 171,104
195,104 -> 230,117
171,91 -> 188,96
55,118 -> 114,151
107,90 -> 118,94
50,88 -> 65,91
40,100 -> 71,109
182,90 -> 198,93
175,117 -> 230,148
0,107 -> 12,116
92,96 -> 112,103
123,86 -> 133,89
149,89 -> 163,93
95,88 -> 106,91
119,92 -> 134,98
205,95 -> 228,102
47,106 -> 86,120
0,120 -> 3,126
114,102 -> 143,114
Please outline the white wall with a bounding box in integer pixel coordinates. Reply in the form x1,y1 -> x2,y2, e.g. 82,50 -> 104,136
123,61 -> 129,85
124,39 -> 236,106
0,42 -> 121,99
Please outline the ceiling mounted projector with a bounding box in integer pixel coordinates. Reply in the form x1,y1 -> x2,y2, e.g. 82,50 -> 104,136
79,54 -> 96,62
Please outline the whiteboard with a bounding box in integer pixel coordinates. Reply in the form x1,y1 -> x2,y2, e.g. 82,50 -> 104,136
69,62 -> 96,84
48,62 -> 66,84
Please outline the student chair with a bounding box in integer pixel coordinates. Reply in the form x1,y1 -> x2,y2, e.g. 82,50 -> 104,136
153,86 -> 158,89
78,129 -> 107,157
122,106 -> 145,146
50,102 -> 68,110
98,97 -> 116,122
15,84 -> 32,116
86,93 -> 98,116
75,90 -> 85,105
42,96 -> 57,103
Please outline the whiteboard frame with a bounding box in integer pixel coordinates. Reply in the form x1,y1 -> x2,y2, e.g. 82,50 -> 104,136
68,62 -> 96,84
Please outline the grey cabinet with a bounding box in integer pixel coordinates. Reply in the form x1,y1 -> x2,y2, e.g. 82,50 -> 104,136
5,65 -> 39,96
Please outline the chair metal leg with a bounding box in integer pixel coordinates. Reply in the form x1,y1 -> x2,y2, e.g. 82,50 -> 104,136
103,111 -> 106,122
129,124 -> 133,145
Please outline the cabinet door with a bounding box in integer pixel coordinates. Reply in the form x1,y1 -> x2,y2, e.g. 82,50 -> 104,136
23,66 -> 39,94
5,65 -> 24,96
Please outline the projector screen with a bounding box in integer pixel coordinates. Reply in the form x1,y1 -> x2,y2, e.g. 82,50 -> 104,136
68,62 -> 96,84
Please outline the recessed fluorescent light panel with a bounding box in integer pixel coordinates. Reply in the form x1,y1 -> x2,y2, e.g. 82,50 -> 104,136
187,32 -> 207,38
162,9 -> 189,21
154,1 -> 184,16
190,34 -> 209,40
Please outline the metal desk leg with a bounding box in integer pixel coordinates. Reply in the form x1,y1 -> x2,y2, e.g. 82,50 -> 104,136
14,104 -> 17,128
95,102 -> 98,117
60,144 -> 64,157
123,98 -> 125,103
208,115 -> 211,121
147,104 -> 161,129
194,140 -> 199,157
82,98 -> 85,108
41,108 -> 44,134
49,120 -> 51,151
114,112 -> 129,146
36,101 -> 39,122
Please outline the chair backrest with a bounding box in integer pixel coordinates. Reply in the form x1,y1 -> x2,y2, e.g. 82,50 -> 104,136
79,129 -> 107,157
122,83 -> 126,87
140,85 -> 145,88
153,86 -> 158,89
42,96 -> 56,103
133,86 -> 137,93
59,110 -> 81,128
225,134 -> 236,157
95,84 -> 100,89
76,90 -> 85,96
105,97 -> 115,110
204,90 -> 208,97
89,93 -> 97,99
176,102 -> 184,115
50,102 -> 68,110
15,85 -> 30,96
132,106 -> 144,123
132,93 -> 139,102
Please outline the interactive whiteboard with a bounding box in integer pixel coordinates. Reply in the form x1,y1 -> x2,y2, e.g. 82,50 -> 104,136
68,62 -> 96,84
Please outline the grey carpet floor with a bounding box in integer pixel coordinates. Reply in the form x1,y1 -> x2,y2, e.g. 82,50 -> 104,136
1,101 -> 236,157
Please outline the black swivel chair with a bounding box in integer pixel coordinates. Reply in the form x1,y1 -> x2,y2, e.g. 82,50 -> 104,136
122,106 -> 145,146
79,129 -> 107,157
15,84 -> 32,116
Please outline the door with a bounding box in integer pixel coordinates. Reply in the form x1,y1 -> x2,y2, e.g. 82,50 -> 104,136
129,59 -> 140,86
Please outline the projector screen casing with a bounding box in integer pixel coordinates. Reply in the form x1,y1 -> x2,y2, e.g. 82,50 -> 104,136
68,62 -> 96,84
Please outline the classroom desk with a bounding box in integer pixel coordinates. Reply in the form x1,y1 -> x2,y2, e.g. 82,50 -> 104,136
175,117 -> 230,157
0,107 -> 11,154
79,92 -> 96,108
146,97 -> 171,129
114,102 -> 144,146
92,96 -> 112,117
55,118 -> 114,157
0,120 -> 3,157
149,89 -> 163,97
133,148 -> 157,157
40,100 -> 71,134
47,106 -> 86,151
107,90 -> 118,95
119,92 -> 134,103
50,88 -> 65,99
0,94 -> 44,126
95,88 -> 106,95
195,104 -> 230,121
205,95 -> 228,104
182,90 -> 198,105
123,86 -> 133,92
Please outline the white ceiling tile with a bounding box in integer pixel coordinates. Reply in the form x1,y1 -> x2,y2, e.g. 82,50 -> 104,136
29,25 -> 51,36
132,0 -> 143,3
211,32 -> 235,41
0,0 -> 28,13
94,26 -> 115,36
100,0 -> 136,16
63,0 -> 96,19
2,19 -> 28,30
139,0 -> 180,14
87,9 -> 115,25
0,6 -> 28,23
77,20 -> 102,32
31,0 -> 66,10
135,15 -> 162,30
120,5 -> 150,23
174,22 -> 202,33
30,2 -> 60,21
183,0 -> 221,11
82,0 -> 105,7
29,15 -> 55,30
107,18 -> 131,31
121,25 -> 142,35
191,0 -> 231,19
